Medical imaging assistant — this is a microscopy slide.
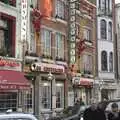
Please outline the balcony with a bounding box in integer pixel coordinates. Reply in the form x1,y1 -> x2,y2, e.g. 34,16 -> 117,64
55,57 -> 67,66
97,8 -> 112,17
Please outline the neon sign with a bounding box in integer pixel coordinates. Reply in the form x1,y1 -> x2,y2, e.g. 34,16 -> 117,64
69,0 -> 77,64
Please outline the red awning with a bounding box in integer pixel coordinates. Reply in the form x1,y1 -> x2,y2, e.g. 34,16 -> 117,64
80,78 -> 94,86
0,70 -> 30,90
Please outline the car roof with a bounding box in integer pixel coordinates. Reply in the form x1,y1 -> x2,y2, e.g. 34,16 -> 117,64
0,113 -> 37,119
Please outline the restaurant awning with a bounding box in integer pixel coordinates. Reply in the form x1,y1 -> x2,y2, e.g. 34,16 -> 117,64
80,78 -> 94,86
0,70 -> 30,90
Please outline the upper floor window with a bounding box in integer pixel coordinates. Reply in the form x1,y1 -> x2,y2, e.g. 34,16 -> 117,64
83,54 -> 93,74
109,52 -> 113,72
41,28 -> 52,56
98,0 -> 101,9
108,22 -> 112,41
0,0 -> 16,7
55,0 -> 65,20
101,19 -> 107,39
55,33 -> 65,59
101,51 -> 108,71
83,28 -> 91,41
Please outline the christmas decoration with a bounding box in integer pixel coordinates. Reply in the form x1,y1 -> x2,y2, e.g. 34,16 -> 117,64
76,39 -> 86,57
32,8 -> 44,32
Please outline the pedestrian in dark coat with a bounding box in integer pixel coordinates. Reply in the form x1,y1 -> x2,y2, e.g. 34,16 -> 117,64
108,103 -> 120,120
97,102 -> 107,120
83,102 -> 98,120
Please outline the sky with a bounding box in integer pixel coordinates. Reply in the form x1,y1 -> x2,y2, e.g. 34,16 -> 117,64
116,0 -> 120,4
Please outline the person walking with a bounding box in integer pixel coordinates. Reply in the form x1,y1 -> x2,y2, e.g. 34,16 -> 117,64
107,102 -> 120,120
83,101 -> 107,120
83,102 -> 98,120
97,102 -> 107,120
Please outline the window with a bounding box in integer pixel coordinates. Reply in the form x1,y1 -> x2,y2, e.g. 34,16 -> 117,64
101,51 -> 108,71
41,28 -> 52,56
0,30 -> 4,49
98,0 -> 101,9
55,0 -> 65,20
56,83 -> 64,108
109,52 -> 113,72
101,19 -> 107,39
55,33 -> 65,59
0,0 -> 16,7
83,55 -> 92,74
108,22 -> 112,41
41,82 -> 51,109
83,29 -> 91,41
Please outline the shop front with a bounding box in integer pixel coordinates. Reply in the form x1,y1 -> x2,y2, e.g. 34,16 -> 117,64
30,62 -> 66,119
72,77 -> 94,105
0,57 -> 31,112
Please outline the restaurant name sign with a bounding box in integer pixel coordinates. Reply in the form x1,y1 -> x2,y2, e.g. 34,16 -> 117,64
21,0 -> 28,42
69,0 -> 77,64
0,57 -> 21,71
31,63 -> 65,74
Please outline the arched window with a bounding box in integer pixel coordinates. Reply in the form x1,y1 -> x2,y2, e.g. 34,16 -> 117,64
101,19 -> 107,39
109,52 -> 113,72
101,51 -> 108,71
108,22 -> 112,41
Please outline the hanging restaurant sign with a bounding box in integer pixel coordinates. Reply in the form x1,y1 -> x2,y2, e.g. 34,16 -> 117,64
30,62 -> 65,74
69,0 -> 77,64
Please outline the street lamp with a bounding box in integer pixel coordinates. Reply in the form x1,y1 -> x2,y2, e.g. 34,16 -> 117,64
47,72 -> 54,111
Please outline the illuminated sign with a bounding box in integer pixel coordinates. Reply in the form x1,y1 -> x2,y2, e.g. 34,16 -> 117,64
21,0 -> 28,42
31,63 -> 65,74
69,0 -> 77,64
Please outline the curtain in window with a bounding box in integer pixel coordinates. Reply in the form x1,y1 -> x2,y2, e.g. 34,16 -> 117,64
55,33 -> 64,59
108,22 -> 112,41
41,28 -> 51,56
109,52 -> 113,72
101,51 -> 108,71
83,29 -> 90,41
55,0 -> 65,19
0,30 -> 4,49
83,55 -> 92,74
100,19 -> 107,39
41,85 -> 51,109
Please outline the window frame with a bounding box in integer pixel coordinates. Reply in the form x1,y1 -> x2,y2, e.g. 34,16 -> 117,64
109,52 -> 113,72
55,0 -> 65,20
100,19 -> 107,39
101,51 -> 108,71
55,32 -> 65,59
41,28 -> 52,56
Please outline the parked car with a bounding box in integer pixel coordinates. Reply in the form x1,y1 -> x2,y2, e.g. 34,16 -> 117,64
48,104 -> 89,120
0,110 -> 38,120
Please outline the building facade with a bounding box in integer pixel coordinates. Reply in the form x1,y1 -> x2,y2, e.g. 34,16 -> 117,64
0,0 -> 31,112
115,3 -> 120,98
68,0 -> 96,105
96,0 -> 117,101
24,0 -> 69,118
